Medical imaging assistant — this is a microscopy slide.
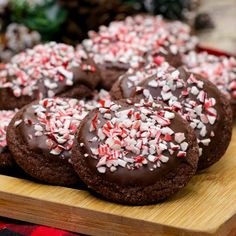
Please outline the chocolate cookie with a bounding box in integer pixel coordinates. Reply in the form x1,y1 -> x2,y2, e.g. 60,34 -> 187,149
0,110 -> 16,169
183,51 -> 236,114
0,23 -> 41,63
82,38 -> 145,90
83,15 -> 196,90
110,62 -> 173,100
132,66 -> 233,170
72,98 -> 199,205
0,42 -> 101,110
6,97 -> 103,186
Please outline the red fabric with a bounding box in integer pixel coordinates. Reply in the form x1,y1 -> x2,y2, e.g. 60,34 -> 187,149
0,218 -> 79,236
197,46 -> 234,57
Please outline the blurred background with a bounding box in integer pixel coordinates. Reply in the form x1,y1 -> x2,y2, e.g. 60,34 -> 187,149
0,0 -> 235,62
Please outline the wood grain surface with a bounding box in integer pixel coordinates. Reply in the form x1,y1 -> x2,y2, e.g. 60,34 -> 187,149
0,125 -> 236,236
0,2 -> 235,235
197,0 -> 236,54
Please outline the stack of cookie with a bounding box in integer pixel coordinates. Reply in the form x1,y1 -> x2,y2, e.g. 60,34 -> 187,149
0,15 -> 235,205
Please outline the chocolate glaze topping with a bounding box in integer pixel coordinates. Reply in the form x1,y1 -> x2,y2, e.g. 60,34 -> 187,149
120,62 -> 172,98
132,66 -> 230,162
15,95 -> 108,160
0,42 -> 99,102
83,15 -> 197,68
77,99 -> 196,187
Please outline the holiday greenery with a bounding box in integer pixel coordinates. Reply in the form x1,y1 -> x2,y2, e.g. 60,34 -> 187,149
144,0 -> 188,20
10,0 -> 67,40
0,0 -> 212,62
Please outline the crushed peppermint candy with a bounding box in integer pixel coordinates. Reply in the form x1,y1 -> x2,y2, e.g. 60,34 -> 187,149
183,51 -> 236,101
0,110 -> 17,149
86,99 -> 189,174
136,66 -> 218,156
119,62 -> 173,98
83,15 -> 197,68
23,94 -> 108,156
0,42 -> 94,98
89,89 -> 111,105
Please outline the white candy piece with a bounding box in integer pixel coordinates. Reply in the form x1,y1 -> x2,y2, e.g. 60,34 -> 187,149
175,133 -> 186,143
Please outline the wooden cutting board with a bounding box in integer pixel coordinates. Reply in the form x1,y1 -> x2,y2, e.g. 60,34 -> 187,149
0,125 -> 236,236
